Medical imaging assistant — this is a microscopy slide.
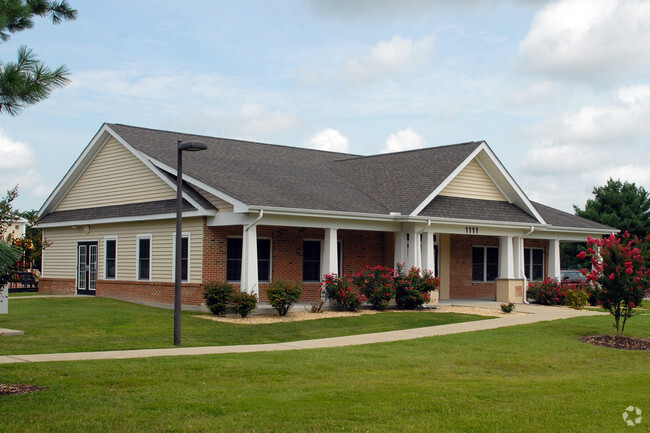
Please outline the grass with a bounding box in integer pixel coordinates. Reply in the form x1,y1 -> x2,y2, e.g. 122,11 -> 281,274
8,292 -> 42,297
0,297 -> 488,355
0,313 -> 648,433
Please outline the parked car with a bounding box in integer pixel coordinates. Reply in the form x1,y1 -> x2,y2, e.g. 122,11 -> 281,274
560,269 -> 587,283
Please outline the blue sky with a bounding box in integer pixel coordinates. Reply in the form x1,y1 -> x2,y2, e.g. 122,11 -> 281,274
1,0 -> 649,213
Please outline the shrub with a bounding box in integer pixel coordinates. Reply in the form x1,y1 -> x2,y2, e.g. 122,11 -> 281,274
500,302 -> 515,313
203,281 -> 234,316
266,280 -> 302,316
563,282 -> 590,310
320,273 -> 366,311
352,265 -> 395,310
231,291 -> 258,318
528,278 -> 565,305
394,265 -> 438,310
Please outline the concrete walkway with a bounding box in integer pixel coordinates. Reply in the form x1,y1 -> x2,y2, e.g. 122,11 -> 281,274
0,301 -> 605,365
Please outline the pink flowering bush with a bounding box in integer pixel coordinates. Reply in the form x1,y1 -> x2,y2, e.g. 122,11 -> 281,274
352,265 -> 396,310
320,273 -> 366,311
394,264 -> 439,310
528,278 -> 566,305
579,232 -> 649,338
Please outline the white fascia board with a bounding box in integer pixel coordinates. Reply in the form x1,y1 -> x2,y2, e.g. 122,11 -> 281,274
409,143 -> 486,217
247,205 -> 398,223
147,158 -> 249,213
105,126 -> 209,214
36,210 -> 206,228
474,158 -> 512,203
475,144 -> 547,224
37,124 -> 113,218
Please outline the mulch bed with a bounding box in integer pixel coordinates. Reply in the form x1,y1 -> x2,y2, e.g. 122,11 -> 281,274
0,384 -> 48,396
580,335 -> 650,351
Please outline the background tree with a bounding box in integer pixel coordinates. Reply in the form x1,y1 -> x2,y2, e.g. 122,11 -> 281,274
0,185 -> 19,234
574,178 -> 650,237
0,0 -> 77,115
562,178 -> 650,269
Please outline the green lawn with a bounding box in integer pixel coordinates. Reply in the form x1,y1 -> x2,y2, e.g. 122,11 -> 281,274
0,297 -> 488,355
1,313 -> 648,433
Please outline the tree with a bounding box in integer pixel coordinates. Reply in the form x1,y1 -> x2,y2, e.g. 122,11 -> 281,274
580,233 -> 649,338
0,0 -> 77,115
574,178 -> 650,238
0,185 -> 19,234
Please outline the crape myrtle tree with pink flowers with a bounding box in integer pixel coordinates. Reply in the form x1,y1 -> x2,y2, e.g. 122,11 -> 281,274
578,232 -> 650,338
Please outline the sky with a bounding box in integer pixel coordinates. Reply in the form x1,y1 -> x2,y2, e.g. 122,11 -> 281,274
1,0 -> 649,214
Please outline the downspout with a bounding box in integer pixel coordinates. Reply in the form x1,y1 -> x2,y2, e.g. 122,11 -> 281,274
521,226 -> 535,304
245,209 -> 264,230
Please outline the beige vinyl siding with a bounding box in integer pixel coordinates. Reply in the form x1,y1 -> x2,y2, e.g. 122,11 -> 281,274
56,137 -> 176,211
42,217 -> 203,283
439,159 -> 506,201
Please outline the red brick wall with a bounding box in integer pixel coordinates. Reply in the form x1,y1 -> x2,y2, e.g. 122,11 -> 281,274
39,278 -> 75,295
96,280 -> 203,305
449,234 -> 499,299
202,225 -> 386,302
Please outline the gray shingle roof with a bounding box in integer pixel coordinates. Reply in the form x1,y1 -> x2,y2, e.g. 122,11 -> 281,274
420,196 -> 539,223
42,123 -> 616,232
532,201 -> 614,231
39,199 -> 195,224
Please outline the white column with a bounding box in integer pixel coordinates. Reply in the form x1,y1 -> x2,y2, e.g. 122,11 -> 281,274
322,228 -> 338,277
394,232 -> 407,267
513,236 -> 524,278
498,235 -> 515,279
422,231 -> 435,274
240,225 -> 259,296
548,239 -> 561,280
406,231 -> 421,270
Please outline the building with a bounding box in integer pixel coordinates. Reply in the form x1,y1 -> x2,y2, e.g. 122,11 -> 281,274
36,124 -> 612,306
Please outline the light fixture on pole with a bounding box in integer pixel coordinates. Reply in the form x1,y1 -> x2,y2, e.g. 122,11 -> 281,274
175,139 -> 207,346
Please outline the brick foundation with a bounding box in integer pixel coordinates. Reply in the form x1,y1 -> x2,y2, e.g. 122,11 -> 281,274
39,278 -> 75,295
96,280 -> 204,306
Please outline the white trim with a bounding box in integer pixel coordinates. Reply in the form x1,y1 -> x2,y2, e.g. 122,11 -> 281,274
474,158 -> 512,202
103,235 -> 118,280
172,232 -> 191,283
410,143 -> 486,216
38,125 -> 113,218
136,234 -> 152,282
36,211 -> 207,228
146,157 -> 249,213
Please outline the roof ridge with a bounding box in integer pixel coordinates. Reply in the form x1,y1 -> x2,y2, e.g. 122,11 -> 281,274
331,140 -> 484,163
108,123 -> 360,158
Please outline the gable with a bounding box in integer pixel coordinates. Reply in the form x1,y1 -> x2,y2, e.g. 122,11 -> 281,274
439,158 -> 506,201
55,137 -> 176,212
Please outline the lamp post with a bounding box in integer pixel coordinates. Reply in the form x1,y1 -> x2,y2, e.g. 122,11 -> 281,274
175,139 -> 207,346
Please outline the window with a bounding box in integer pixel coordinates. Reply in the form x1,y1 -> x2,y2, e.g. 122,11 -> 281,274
472,246 -> 499,282
303,240 -> 321,282
173,234 -> 190,282
226,237 -> 271,282
137,236 -> 151,281
524,248 -> 544,281
105,237 -> 117,279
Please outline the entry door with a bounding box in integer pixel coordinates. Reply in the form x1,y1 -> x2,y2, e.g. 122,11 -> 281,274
77,241 -> 98,296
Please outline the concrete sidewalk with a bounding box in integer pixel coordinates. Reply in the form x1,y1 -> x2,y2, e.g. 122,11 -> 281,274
0,302 -> 605,365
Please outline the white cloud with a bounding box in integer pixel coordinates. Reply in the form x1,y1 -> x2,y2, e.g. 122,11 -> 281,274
519,83 -> 650,211
0,130 -> 34,170
342,36 -> 435,85
305,128 -> 350,153
237,102 -> 299,136
518,0 -> 650,82
382,127 -> 426,153
0,130 -> 49,210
